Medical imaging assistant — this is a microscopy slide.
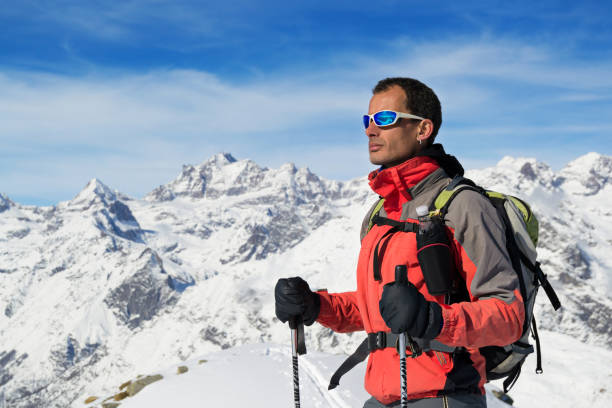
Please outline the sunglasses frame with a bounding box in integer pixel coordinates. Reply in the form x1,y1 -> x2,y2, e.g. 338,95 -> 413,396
363,110 -> 425,129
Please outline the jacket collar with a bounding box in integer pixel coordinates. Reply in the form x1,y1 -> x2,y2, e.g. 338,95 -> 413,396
414,143 -> 464,178
368,156 -> 440,213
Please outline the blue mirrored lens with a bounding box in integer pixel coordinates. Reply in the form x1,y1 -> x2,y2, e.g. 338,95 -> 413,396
363,115 -> 370,129
373,111 -> 397,126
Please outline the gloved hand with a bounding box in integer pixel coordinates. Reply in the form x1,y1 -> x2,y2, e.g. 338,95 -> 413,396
379,281 -> 443,339
275,277 -> 321,326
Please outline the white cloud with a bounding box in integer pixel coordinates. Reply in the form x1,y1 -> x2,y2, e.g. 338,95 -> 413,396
1,37 -> 611,204
0,69 -> 365,143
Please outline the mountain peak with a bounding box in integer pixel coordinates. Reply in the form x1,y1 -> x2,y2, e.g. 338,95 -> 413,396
204,152 -> 237,167
147,153 -> 268,201
279,162 -> 298,174
465,156 -> 558,195
69,178 -> 118,208
562,152 -> 611,175
0,193 -> 14,212
497,155 -> 537,169
496,156 -> 547,180
559,152 -> 612,195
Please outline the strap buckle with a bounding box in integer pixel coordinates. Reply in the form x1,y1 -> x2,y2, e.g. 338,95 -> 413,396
394,333 -> 423,358
368,332 -> 386,350
401,222 -> 418,233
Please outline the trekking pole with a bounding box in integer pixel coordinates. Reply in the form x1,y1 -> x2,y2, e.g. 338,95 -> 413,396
395,265 -> 421,408
398,331 -> 408,408
289,317 -> 306,408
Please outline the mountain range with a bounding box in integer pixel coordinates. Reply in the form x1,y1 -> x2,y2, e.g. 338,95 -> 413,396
1,152 -> 611,407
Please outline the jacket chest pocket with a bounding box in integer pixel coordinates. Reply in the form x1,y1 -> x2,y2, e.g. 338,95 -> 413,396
373,230 -> 420,285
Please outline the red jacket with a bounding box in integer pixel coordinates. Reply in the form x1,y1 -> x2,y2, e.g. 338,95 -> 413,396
316,156 -> 524,404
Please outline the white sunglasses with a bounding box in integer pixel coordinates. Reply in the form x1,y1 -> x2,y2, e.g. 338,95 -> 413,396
363,110 -> 425,128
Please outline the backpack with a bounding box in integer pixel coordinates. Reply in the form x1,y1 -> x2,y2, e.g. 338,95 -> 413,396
368,175 -> 562,392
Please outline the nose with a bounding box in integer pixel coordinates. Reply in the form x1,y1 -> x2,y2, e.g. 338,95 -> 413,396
365,117 -> 380,137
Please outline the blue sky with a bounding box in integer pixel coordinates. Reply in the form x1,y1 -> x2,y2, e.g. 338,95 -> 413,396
2,0 -> 611,205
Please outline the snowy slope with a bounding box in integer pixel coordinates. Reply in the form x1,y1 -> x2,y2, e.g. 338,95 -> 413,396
73,333 -> 612,408
74,343 -> 515,408
490,330 -> 612,408
1,152 -> 611,408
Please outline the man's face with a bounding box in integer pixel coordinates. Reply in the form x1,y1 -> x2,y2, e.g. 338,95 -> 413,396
366,85 -> 421,167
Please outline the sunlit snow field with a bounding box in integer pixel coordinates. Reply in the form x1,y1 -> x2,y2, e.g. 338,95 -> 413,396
79,330 -> 611,408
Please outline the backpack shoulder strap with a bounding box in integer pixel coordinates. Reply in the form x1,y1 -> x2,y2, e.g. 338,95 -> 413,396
368,198 -> 385,231
360,197 -> 385,241
432,176 -> 486,217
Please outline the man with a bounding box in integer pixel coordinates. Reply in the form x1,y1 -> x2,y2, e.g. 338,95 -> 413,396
275,78 -> 524,407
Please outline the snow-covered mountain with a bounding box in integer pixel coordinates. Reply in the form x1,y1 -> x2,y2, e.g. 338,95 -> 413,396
0,152 -> 611,408
467,155 -> 612,348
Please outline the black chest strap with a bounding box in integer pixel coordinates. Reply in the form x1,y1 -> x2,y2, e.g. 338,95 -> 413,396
371,215 -> 419,232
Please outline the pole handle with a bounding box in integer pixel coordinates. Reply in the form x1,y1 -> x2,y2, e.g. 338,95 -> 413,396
395,265 -> 408,285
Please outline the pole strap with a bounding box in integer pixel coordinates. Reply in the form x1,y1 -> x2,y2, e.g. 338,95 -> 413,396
531,317 -> 543,374
289,318 -> 307,355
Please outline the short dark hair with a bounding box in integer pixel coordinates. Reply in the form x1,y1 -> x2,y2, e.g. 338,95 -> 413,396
372,77 -> 442,140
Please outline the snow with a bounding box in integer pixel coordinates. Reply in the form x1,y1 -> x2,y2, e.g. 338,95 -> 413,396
75,332 -> 612,408
66,178 -> 118,209
1,151 -> 611,407
490,330 -> 612,408
79,343 -> 516,408
72,297 -> 117,346
112,344 -> 366,408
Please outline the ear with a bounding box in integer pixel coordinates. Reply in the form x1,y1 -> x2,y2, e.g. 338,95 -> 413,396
416,119 -> 434,144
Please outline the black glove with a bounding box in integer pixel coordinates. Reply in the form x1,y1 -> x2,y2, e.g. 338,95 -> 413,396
379,281 -> 443,339
275,277 -> 321,326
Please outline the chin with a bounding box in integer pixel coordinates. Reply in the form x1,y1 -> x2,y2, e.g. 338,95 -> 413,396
369,153 -> 385,166
370,156 -> 397,167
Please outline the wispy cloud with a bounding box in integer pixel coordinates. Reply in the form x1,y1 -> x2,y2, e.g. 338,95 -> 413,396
358,37 -> 612,90
0,69 -> 364,142
2,36 -> 611,204
2,0 -> 294,46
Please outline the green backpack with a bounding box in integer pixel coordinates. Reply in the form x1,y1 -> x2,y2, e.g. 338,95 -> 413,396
368,175 -> 562,392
